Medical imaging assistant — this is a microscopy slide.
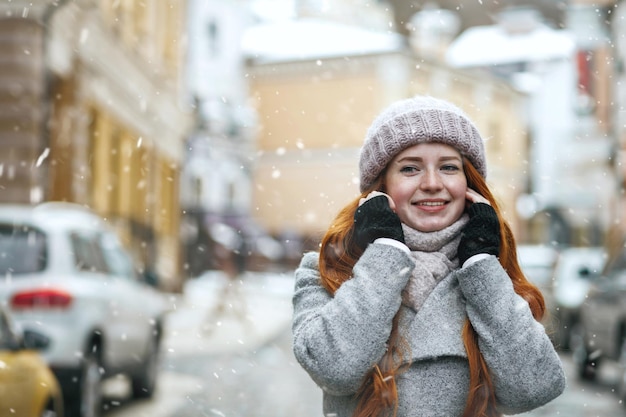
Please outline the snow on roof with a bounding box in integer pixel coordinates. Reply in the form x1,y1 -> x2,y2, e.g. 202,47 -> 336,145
241,18 -> 405,64
446,23 -> 576,67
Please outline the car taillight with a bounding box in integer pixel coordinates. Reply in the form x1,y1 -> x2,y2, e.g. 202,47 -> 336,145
11,289 -> 73,309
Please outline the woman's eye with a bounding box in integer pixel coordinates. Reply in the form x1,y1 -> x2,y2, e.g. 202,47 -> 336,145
441,164 -> 460,172
400,166 -> 419,174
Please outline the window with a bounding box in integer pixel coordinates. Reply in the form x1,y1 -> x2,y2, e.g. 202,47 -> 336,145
70,232 -> 108,274
0,224 -> 47,275
99,233 -> 138,280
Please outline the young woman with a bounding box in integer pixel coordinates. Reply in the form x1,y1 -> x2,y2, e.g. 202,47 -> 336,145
291,96 -> 566,417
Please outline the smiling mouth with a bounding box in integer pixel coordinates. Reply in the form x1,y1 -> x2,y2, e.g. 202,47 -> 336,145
416,201 -> 446,206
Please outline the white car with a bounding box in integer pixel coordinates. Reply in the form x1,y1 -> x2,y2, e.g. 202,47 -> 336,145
0,202 -> 169,417
551,246 -> 606,350
517,244 -> 560,299
516,244 -> 560,338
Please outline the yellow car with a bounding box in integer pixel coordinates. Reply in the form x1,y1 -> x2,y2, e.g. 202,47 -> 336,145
0,306 -> 63,417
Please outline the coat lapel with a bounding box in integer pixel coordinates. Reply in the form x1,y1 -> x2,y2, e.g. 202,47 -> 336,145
399,273 -> 468,362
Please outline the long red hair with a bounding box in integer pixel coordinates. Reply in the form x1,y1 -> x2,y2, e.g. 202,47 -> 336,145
318,160 -> 545,417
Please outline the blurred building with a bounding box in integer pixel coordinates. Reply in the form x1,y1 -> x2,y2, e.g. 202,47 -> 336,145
394,1 -> 626,250
388,0 -> 568,35
243,0 -> 625,250
182,0 -> 288,277
243,15 -> 528,245
0,1 -> 191,291
446,4 -> 615,246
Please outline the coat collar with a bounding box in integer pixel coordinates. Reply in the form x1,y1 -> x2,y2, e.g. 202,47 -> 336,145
399,272 -> 467,362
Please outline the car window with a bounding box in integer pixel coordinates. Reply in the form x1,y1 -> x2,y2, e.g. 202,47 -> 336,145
70,232 -> 109,274
99,233 -> 138,280
0,224 -> 47,275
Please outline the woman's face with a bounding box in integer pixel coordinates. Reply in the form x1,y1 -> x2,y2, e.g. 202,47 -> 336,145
384,142 -> 468,233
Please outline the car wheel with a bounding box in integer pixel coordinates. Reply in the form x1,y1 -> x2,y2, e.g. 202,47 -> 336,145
66,347 -> 103,417
571,323 -> 599,381
131,336 -> 159,398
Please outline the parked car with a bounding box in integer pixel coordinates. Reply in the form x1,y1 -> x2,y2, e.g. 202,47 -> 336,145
574,240 -> 626,402
517,244 -> 560,292
550,246 -> 606,350
516,244 -> 560,336
0,202 -> 169,417
0,305 -> 64,417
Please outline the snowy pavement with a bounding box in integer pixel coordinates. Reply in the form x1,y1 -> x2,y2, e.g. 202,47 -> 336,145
162,270 -> 295,357
103,269 -> 298,416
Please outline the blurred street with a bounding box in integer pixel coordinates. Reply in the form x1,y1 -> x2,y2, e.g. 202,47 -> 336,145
99,269 -> 625,417
101,270 -> 322,417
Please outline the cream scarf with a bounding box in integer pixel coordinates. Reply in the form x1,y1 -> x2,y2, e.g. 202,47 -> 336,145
400,215 -> 469,312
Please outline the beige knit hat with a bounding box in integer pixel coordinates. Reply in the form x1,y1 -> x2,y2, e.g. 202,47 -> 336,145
358,96 -> 487,192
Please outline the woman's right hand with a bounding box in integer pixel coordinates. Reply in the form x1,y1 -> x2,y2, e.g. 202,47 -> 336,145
359,191 -> 396,211
353,193 -> 405,248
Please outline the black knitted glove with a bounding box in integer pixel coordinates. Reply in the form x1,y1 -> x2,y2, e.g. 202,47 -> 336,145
458,203 -> 501,265
353,195 -> 405,248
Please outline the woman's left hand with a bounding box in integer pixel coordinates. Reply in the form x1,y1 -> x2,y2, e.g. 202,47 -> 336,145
465,188 -> 490,206
459,190 -> 501,264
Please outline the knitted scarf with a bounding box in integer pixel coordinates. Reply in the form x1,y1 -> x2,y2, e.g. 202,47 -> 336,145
400,214 -> 469,312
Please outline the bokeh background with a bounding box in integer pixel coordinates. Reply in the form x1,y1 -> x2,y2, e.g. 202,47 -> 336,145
1,0 -> 624,293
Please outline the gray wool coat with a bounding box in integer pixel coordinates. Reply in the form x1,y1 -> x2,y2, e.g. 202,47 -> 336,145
292,243 -> 566,417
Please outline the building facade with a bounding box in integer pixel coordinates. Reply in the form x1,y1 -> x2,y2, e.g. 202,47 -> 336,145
0,0 -> 191,290
446,4 -> 615,247
181,0 -> 269,277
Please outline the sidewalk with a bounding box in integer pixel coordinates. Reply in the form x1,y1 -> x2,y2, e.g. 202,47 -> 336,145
161,270 -> 295,357
103,269 -> 321,417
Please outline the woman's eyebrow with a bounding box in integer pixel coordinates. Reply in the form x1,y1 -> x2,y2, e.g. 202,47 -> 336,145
395,155 -> 462,163
439,156 -> 463,162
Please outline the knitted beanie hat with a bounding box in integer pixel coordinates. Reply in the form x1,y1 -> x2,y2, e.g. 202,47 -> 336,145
359,96 -> 487,192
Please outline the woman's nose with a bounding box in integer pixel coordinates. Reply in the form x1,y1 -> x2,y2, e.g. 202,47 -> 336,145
420,170 -> 443,190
